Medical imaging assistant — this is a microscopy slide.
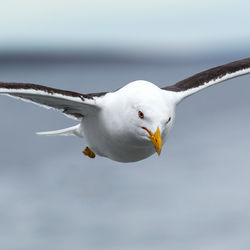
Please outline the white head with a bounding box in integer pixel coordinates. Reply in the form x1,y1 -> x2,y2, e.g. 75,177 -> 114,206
102,80 -> 176,158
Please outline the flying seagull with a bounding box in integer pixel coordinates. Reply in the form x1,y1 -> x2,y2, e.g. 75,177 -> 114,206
0,58 -> 250,162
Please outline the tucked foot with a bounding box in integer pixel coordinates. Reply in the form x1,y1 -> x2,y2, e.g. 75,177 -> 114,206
82,146 -> 96,158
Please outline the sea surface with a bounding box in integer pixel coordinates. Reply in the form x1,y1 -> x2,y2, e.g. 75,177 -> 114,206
0,56 -> 250,250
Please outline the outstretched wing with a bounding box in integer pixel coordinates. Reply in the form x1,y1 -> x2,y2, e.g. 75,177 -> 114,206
0,82 -> 107,120
162,58 -> 250,103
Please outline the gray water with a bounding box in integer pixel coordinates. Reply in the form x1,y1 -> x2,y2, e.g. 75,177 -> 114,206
0,57 -> 250,250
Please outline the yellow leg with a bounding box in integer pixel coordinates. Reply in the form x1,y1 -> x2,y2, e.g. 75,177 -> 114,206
82,146 -> 96,158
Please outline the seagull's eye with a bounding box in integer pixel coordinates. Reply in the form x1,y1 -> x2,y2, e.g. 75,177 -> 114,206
138,111 -> 144,119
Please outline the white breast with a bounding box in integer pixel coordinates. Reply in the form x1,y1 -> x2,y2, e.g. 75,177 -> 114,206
81,113 -> 157,162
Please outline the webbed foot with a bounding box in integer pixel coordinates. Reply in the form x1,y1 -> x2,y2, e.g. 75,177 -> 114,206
82,146 -> 96,158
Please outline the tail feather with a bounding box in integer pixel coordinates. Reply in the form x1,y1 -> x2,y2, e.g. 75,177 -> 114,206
36,124 -> 83,138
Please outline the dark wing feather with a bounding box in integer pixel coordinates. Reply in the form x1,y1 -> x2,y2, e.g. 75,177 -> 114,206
162,58 -> 250,101
0,82 -> 107,120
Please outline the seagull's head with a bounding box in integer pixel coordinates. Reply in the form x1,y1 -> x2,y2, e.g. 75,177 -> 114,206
133,103 -> 173,156
132,97 -> 174,156
107,80 -> 176,156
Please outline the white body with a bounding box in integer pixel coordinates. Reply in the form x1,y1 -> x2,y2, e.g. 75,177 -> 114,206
81,81 -> 176,162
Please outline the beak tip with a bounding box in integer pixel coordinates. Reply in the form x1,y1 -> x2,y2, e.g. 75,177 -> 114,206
143,126 -> 162,156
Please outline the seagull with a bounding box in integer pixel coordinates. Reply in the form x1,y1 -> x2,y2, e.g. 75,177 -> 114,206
0,58 -> 250,162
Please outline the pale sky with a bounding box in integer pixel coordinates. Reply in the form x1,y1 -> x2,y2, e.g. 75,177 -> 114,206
0,0 -> 249,53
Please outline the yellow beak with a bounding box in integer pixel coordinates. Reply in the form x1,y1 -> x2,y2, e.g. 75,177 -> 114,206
142,127 -> 162,155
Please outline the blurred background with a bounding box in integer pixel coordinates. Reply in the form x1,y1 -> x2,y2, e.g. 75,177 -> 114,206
0,0 -> 250,249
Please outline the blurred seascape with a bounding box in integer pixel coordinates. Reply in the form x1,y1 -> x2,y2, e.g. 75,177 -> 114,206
0,0 -> 250,248
0,51 -> 250,250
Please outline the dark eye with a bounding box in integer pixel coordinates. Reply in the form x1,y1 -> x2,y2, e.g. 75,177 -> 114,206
167,117 -> 171,123
138,111 -> 144,119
